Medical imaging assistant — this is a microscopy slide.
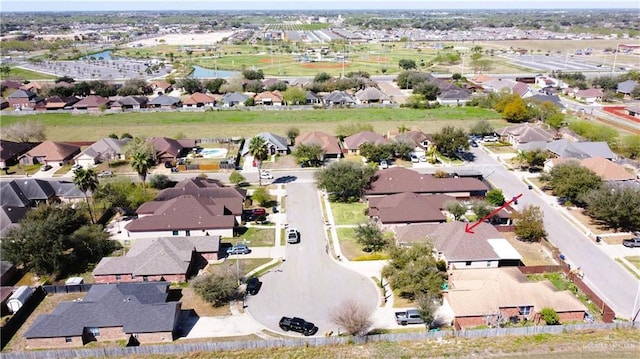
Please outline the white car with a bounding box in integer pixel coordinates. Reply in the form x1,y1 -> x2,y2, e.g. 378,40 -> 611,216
410,155 -> 419,163
260,171 -> 273,180
380,160 -> 389,169
71,164 -> 82,171
419,155 -> 428,162
286,228 -> 300,244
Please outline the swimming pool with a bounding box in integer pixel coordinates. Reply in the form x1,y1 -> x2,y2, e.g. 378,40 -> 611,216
200,148 -> 228,159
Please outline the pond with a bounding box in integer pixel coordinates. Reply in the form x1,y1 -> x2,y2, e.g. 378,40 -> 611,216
191,65 -> 239,79
81,50 -> 116,60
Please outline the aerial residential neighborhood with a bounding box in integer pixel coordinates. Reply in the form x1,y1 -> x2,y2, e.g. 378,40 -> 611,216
0,2 -> 639,358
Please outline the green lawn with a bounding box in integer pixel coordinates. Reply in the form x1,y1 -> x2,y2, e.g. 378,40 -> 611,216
226,227 -> 275,247
624,256 -> 640,271
329,202 -> 368,225
0,107 -> 504,142
3,67 -> 57,81
336,227 -> 365,260
211,258 -> 272,277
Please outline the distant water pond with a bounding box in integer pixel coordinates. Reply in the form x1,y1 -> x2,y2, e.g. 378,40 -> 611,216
191,65 -> 239,79
82,50 -> 116,60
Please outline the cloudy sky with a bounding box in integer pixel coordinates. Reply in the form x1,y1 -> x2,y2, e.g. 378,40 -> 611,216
2,0 -> 638,12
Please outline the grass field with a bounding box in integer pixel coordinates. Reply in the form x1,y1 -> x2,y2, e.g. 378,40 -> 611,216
3,67 -> 57,81
0,107 -> 504,141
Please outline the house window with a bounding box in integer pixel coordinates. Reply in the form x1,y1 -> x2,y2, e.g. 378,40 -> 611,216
518,306 -> 532,316
65,337 -> 73,343
88,327 -> 100,337
486,261 -> 492,267
115,275 -> 122,280
185,230 -> 191,237
172,230 -> 179,236
465,261 -> 472,266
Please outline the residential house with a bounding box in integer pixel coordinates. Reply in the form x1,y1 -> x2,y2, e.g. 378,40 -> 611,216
1,80 -> 22,91
221,92 -> 249,107
436,88 -> 472,106
93,236 -> 220,283
528,94 -> 564,109
305,91 -> 321,105
148,95 -> 181,109
626,105 -> 640,119
574,88 -> 603,103
289,78 -> 312,88
322,90 -> 356,106
342,131 -> 387,154
44,96 -> 80,110
535,75 -> 564,89
392,129 -> 433,157
496,123 -> 557,146
7,89 -> 45,110
154,177 -> 246,217
19,140 -> 80,166
110,96 -> 148,110
147,137 -> 195,163
365,167 -> 489,198
151,81 -> 173,95
125,195 -> 237,238
543,157 -> 636,181
241,133 -> 290,157
368,193 -> 449,228
481,78 -> 518,93
182,93 -> 217,108
24,282 -> 180,348
73,95 -> 110,110
295,131 -> 343,160
254,91 -> 283,106
0,98 -> 8,110
74,137 -> 131,168
445,267 -> 587,329
0,140 -> 33,168
354,87 -> 391,104
1,179 -> 84,236
394,222 -> 522,268
616,80 -> 638,98
20,82 -> 44,93
522,139 -> 617,160
512,82 -> 535,98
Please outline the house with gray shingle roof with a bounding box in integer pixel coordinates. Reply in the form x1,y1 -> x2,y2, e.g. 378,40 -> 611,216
354,87 -> 391,104
322,90 -> 356,106
436,88 -> 472,106
74,137 -> 131,168
24,282 -> 180,348
93,236 -> 220,283
110,96 -> 148,110
221,92 -> 249,107
148,95 -> 182,109
241,132 -> 289,157
496,123 -> 557,145
306,91 -> 320,105
616,80 -> 638,97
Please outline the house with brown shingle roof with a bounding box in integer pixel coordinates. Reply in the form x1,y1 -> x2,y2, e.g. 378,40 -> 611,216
445,267 -> 587,329
391,129 -> 433,156
368,193 -> 448,228
147,137 -> 196,163
295,131 -> 343,160
18,141 -> 81,166
573,88 -> 603,103
544,157 -> 635,182
125,195 -> 237,238
343,131 -> 387,154
154,177 -> 246,216
93,236 -> 220,284
151,81 -> 173,94
496,123 -> 557,145
73,95 -> 110,110
182,92 -> 217,108
394,222 -> 522,269
254,91 -> 283,106
366,167 -> 489,199
44,96 -> 80,110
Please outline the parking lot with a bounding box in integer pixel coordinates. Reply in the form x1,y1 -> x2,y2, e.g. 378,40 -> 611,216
18,58 -> 173,81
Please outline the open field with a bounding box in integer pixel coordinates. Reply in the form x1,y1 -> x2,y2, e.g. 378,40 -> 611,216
0,107 -> 504,141
3,67 -> 56,81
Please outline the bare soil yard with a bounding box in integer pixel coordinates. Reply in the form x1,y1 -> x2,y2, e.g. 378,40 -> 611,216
502,232 -> 556,266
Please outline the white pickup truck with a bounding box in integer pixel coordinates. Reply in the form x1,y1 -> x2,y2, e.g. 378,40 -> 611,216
395,309 -> 425,325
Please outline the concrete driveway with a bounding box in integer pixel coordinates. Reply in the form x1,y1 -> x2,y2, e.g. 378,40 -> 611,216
245,182 -> 379,336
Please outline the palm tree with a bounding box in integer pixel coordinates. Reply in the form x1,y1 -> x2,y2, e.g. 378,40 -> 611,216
248,136 -> 268,186
73,167 -> 99,223
130,151 -> 154,189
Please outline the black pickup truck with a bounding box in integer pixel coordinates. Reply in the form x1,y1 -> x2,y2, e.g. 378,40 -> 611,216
279,316 -> 318,336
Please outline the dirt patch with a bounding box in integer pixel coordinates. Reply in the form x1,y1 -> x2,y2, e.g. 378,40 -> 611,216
258,57 -> 272,64
569,208 -> 613,236
261,155 -> 298,170
302,62 -> 349,69
502,231 -> 555,266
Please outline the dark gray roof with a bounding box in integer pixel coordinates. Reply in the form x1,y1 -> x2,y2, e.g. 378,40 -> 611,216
222,92 -> 249,104
0,140 -> 33,162
529,94 -> 563,108
546,139 -> 616,160
115,96 -> 149,106
7,89 -> 36,99
76,137 -> 131,160
437,88 -> 471,100
24,282 -> 179,338
148,95 -> 181,106
241,132 -> 289,156
323,90 -> 356,104
617,80 -> 638,94
1,179 -> 55,206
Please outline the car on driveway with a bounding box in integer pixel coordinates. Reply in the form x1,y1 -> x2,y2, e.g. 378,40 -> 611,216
287,228 -> 300,244
410,155 -> 419,163
40,164 -> 53,171
260,171 -> 273,180
279,316 -> 318,336
71,164 -> 82,171
97,170 -> 113,178
227,243 -> 251,255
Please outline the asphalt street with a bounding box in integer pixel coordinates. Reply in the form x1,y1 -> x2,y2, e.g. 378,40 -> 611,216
245,182 -> 379,336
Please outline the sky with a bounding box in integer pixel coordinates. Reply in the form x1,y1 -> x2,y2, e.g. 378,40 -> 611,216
1,0 -> 638,12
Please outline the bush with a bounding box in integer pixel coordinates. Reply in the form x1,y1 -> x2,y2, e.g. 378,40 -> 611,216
229,171 -> 246,185
149,174 -> 175,189
540,308 -> 560,325
190,269 -> 238,307
251,187 -> 271,206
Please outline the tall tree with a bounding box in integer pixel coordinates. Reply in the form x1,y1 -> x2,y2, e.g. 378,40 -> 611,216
73,167 -> 99,223
130,151 -> 154,188
432,125 -> 468,158
513,205 -> 547,242
282,87 -> 307,105
292,143 -> 324,167
381,243 -> 445,300
545,162 -> 602,206
353,222 -> 388,252
314,161 -> 376,202
582,185 -> 640,232
248,136 -> 268,186
286,127 -> 300,145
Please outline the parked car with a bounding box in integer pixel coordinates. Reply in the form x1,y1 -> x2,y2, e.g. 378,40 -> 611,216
279,316 -> 318,336
483,135 -> 499,142
410,155 -> 419,163
395,309 -> 425,325
71,164 -> 82,171
245,277 -> 262,295
419,155 -> 428,162
252,208 -> 267,216
380,160 -> 388,169
622,237 -> 640,248
164,161 -> 173,168
97,170 -> 113,178
40,164 -> 53,172
260,170 -> 273,180
470,141 -> 478,148
287,228 -> 300,244
227,243 -> 251,255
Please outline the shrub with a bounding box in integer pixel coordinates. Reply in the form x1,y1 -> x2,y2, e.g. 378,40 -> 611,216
149,174 -> 175,189
540,308 -> 560,325
190,268 -> 238,307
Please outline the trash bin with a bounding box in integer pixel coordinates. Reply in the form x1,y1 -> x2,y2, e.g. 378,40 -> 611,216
559,254 -> 566,261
